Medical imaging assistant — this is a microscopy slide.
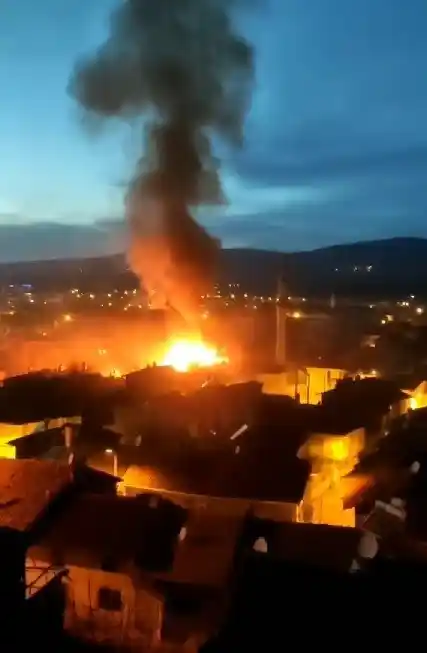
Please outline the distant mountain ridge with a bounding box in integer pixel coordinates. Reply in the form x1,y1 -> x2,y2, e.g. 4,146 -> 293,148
1,237 -> 426,298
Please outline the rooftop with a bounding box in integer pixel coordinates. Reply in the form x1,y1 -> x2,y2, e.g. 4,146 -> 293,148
0,459 -> 72,533
122,452 -> 310,503
322,377 -> 408,409
31,493 -> 187,572
241,519 -> 362,572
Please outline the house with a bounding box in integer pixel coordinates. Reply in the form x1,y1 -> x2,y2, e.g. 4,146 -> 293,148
350,415 -> 427,542
322,376 -> 409,427
8,424 -> 71,459
200,517 -> 377,653
201,548 -> 427,651
393,373 -> 427,410
121,444 -> 311,522
28,493 -> 189,648
153,510 -> 245,646
0,458 -> 75,643
297,406 -> 366,526
0,421 -> 43,458
0,417 -> 81,460
8,423 -> 122,475
253,365 -> 346,403
236,517 -> 364,572
111,381 -> 263,445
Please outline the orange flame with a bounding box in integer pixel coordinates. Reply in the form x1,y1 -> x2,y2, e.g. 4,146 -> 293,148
160,338 -> 227,373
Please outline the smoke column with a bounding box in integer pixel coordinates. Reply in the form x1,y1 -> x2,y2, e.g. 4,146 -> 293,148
70,0 -> 254,325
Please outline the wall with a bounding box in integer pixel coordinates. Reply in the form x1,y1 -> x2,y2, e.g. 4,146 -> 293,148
0,417 -> 81,459
302,427 -> 365,477
255,367 -> 346,404
0,422 -> 42,458
0,421 -> 42,445
297,428 -> 364,527
406,381 -> 427,410
30,562 -> 162,648
122,482 -> 298,522
298,480 -> 355,527
0,443 -> 16,458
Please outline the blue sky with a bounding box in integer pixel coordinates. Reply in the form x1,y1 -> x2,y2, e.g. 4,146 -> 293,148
0,0 -> 426,260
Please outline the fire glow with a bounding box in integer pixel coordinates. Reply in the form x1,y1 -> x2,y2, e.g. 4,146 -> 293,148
160,338 -> 228,373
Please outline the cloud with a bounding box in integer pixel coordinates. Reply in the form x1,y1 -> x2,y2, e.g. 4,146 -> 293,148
222,0 -> 427,247
0,222 -> 123,262
1,0 -> 427,257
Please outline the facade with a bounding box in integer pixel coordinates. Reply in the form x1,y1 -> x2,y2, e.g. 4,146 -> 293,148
255,366 -> 346,404
122,467 -> 300,522
28,493 -> 190,648
403,380 -> 427,411
0,458 -> 75,643
298,426 -> 365,527
63,566 -> 162,647
0,417 -> 81,459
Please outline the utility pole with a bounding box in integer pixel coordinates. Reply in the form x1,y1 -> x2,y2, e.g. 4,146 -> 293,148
275,274 -> 287,367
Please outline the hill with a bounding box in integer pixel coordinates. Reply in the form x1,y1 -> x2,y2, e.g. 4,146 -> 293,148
0,237 -> 426,298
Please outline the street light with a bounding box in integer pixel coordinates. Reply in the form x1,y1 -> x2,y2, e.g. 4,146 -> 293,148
105,448 -> 118,477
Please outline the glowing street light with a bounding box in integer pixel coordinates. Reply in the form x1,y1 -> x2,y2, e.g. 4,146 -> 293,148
105,448 -> 118,477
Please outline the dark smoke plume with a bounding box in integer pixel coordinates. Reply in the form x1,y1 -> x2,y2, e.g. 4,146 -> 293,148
70,0 -> 254,323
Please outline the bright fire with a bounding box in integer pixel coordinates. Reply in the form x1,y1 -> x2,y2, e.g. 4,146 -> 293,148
161,338 -> 228,373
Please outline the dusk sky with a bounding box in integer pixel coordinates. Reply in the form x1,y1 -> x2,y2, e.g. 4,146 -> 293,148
0,0 -> 426,261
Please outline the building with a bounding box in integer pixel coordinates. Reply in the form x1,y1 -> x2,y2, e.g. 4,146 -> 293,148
322,376 -> 409,436
201,523 -> 427,652
121,437 -> 311,523
28,492 -> 237,648
297,408 -> 366,526
394,373 -> 427,410
253,365 -> 346,403
236,517 -> 364,572
0,458 -> 74,643
0,416 -> 81,459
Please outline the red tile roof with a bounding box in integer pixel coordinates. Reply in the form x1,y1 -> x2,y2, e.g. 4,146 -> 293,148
0,459 -> 72,532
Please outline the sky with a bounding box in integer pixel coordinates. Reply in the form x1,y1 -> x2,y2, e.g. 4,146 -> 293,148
0,0 -> 426,261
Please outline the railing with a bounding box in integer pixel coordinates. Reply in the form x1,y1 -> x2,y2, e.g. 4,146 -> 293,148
25,563 -> 67,598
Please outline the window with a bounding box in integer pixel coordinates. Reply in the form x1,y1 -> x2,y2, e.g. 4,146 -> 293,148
98,587 -> 122,612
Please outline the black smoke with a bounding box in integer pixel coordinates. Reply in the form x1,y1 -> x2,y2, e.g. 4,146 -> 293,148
70,0 -> 254,323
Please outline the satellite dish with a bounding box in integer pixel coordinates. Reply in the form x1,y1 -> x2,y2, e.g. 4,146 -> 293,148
253,537 -> 268,554
148,496 -> 159,509
358,531 -> 379,560
349,559 -> 361,573
411,461 -> 421,474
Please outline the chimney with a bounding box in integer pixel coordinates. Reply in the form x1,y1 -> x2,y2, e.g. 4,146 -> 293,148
64,423 -> 73,450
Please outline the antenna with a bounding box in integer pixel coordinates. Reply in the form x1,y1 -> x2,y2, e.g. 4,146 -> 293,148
275,265 -> 287,367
